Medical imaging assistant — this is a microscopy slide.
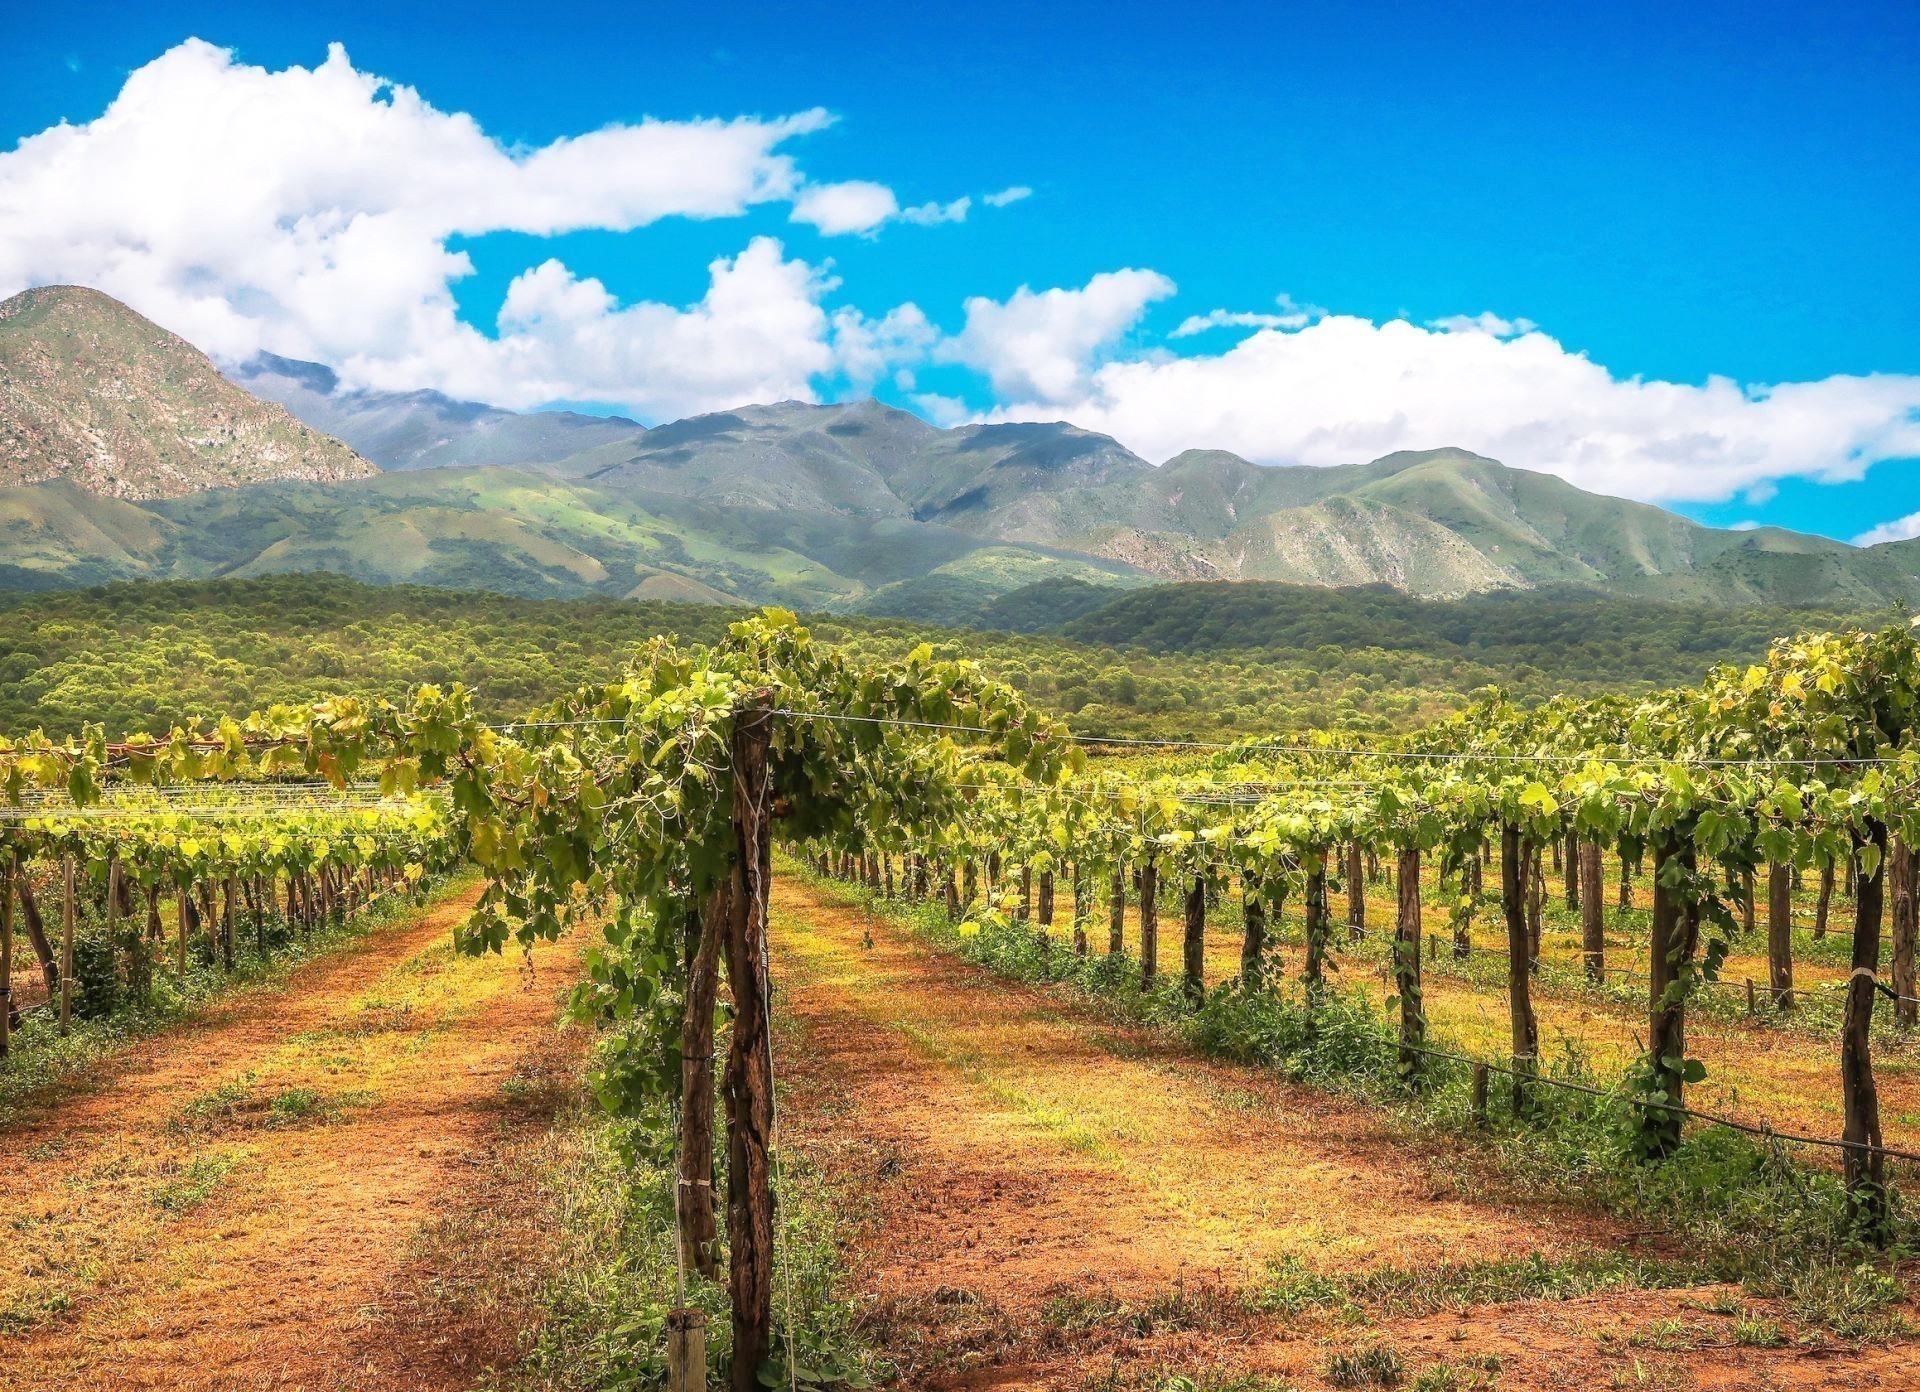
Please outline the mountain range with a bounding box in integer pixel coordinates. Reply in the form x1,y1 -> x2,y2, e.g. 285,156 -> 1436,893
3,284 -> 1918,621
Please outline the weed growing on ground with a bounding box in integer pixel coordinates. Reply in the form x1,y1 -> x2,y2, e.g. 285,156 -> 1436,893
150,1149 -> 241,1214
1325,1342 -> 1406,1387
488,1034 -> 883,1391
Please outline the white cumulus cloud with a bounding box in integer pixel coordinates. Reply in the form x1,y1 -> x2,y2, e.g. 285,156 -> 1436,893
1172,293 -> 1323,339
1425,311 -> 1539,337
941,269 -> 1176,403
901,196 -> 972,226
958,274 -> 1920,505
790,185 -> 980,236
0,38 -> 941,419
790,180 -> 900,235
1853,514 -> 1920,546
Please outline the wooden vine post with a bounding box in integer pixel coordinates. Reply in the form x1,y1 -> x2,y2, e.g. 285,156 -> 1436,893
1138,856 -> 1158,989
1070,863 -> 1087,956
1843,825 -> 1890,1239
666,1309 -> 707,1392
1182,876 -> 1206,1006
1767,860 -> 1795,1012
1579,840 -> 1605,982
60,856 -> 75,1035
1346,841 -> 1365,940
1643,833 -> 1701,1158
722,697 -> 777,1392
1303,849 -> 1329,997
1,852 -> 12,1057
1394,846 -> 1424,1085
1107,866 -> 1126,957
1500,824 -> 1538,1113
1240,876 -> 1266,990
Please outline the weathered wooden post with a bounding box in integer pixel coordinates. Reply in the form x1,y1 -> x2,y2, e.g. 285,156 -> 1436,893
1579,840 -> 1605,982
1182,876 -> 1207,1006
1843,829 -> 1890,1239
1,853 -> 13,1057
666,1307 -> 708,1392
1240,876 -> 1267,989
1346,841 -> 1365,940
1395,846 -> 1425,1085
724,698 -> 776,1391
60,856 -> 75,1035
1501,824 -> 1538,1115
1767,860 -> 1795,1012
1138,857 -> 1159,988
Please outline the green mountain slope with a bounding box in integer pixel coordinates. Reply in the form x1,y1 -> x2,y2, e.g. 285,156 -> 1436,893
0,287 -> 374,498
5,287 -> 1920,619
0,465 -> 1146,611
1058,447 -> 1920,607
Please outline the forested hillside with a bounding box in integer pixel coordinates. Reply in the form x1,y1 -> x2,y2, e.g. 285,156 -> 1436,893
1053,579 -> 1876,669
0,573 -> 1874,741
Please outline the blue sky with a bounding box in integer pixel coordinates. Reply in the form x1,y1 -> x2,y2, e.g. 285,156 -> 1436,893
3,0 -> 1918,540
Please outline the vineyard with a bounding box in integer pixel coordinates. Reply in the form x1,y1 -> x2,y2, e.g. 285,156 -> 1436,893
1,787 -> 450,1054
5,611 -> 1920,1388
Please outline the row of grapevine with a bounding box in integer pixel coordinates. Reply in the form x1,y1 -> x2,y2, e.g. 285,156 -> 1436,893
794,626 -> 1920,1245
0,618 -> 1075,1389
0,795 -> 450,1052
2,614 -> 1917,1386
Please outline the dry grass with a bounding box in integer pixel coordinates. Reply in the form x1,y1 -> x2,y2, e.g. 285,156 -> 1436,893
0,879 -> 588,1390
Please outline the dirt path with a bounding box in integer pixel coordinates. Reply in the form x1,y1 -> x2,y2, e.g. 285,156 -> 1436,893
0,876 -> 586,1391
774,875 -> 1920,1391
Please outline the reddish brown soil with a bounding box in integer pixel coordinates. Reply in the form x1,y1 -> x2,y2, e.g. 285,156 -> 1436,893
773,876 -> 1920,1392
0,879 -> 585,1391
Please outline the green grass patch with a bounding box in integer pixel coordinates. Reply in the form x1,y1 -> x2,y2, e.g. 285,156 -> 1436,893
483,1036 -> 883,1391
150,1149 -> 242,1214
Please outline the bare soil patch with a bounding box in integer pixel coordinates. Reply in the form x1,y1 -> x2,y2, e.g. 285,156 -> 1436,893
0,878 -> 586,1391
774,876 -> 1920,1391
